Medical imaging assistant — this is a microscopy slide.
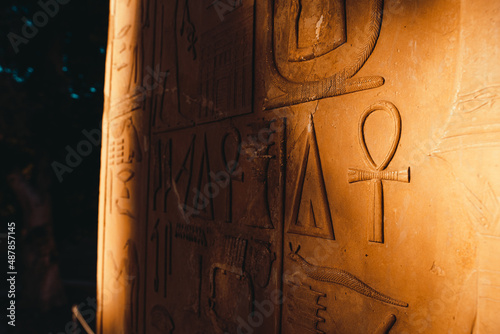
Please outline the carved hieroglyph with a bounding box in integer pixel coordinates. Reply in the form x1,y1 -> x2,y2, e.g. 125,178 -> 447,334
287,0 -> 347,62
97,0 -> 500,333
261,0 -> 386,109
288,115 -> 335,240
348,101 -> 410,243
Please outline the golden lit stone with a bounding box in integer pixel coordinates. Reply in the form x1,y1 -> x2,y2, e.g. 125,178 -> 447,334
97,0 -> 500,332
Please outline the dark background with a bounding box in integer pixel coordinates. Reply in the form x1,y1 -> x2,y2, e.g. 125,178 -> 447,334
0,0 -> 108,332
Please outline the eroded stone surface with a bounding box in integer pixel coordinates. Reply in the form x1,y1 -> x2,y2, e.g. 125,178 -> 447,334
97,0 -> 500,332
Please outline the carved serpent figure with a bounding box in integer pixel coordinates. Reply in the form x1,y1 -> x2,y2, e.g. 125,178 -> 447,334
263,0 -> 386,109
288,244 -> 408,307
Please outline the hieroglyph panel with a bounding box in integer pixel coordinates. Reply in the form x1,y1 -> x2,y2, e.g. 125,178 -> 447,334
98,0 -> 500,333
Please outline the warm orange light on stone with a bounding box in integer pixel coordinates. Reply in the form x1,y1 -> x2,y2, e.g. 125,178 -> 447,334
97,0 -> 500,332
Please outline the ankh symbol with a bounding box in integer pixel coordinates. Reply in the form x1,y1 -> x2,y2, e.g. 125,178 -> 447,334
348,101 -> 410,243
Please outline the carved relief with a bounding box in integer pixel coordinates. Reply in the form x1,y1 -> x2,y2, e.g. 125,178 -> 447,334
108,240 -> 140,333
197,7 -> 253,121
206,236 -> 276,332
287,0 -> 347,62
375,314 -> 397,334
247,240 -> 276,289
146,0 -> 177,129
174,222 -> 207,246
208,235 -> 254,333
285,281 -> 326,334
153,138 -> 172,212
99,0 -> 500,332
173,0 -> 255,126
109,93 -> 144,119
112,21 -> 140,95
221,127 -> 243,223
240,121 -> 276,229
196,254 -> 203,317
108,0 -> 145,115
164,221 -> 173,298
180,0 -> 198,60
172,134 -> 215,220
174,135 -> 196,215
288,115 -> 335,240
109,117 -> 143,166
115,24 -> 132,40
151,219 -> 160,293
191,134 -> 214,220
460,179 -> 500,329
461,180 -> 500,234
288,245 -> 408,307
102,3 -> 148,326
150,305 -> 174,333
432,84 -> 500,154
127,44 -> 139,93
109,117 -> 143,218
264,0 -> 385,109
151,66 -> 170,128
348,101 -> 409,243
116,169 -> 135,218
147,133 -> 175,297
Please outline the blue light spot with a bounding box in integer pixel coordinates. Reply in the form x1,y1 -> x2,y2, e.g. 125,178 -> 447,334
14,76 -> 24,83
26,20 -> 33,27
0,66 -> 3,73
11,6 -> 18,12
68,87 -> 74,93
5,68 -> 12,74
99,47 -> 106,54
90,87 -> 97,93
62,66 -> 68,72
71,93 -> 80,99
27,67 -> 34,73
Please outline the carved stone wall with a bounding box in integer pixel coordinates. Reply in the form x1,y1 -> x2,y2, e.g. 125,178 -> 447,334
97,0 -> 500,332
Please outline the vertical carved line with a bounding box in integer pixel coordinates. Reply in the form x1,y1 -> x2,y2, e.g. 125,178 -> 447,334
278,117 -> 287,333
197,254 -> 203,318
163,220 -> 174,300
173,0 -> 183,119
375,314 -> 397,334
